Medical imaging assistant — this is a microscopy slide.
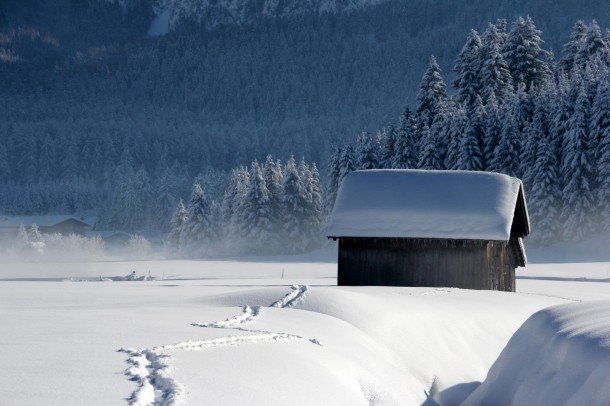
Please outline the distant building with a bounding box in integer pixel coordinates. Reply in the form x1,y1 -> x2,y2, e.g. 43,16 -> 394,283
326,170 -> 530,291
0,215 -> 93,239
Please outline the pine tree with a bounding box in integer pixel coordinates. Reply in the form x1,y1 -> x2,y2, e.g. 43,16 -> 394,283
418,124 -> 441,170
263,155 -> 284,238
377,126 -> 396,169
354,132 -> 379,170
456,97 -> 484,171
444,105 -> 466,170
15,223 -> 29,250
453,29 -> 483,111
301,162 -> 323,250
153,161 -> 179,233
479,22 -> 514,104
324,145 -> 342,217
166,198 -> 187,256
592,76 -> 610,227
502,16 -> 551,90
391,106 -> 418,169
337,144 -> 355,184
560,86 -> 596,240
521,86 -> 552,193
416,55 -> 447,131
528,129 -> 561,245
488,103 -> 521,178
238,161 -> 276,254
560,20 -> 587,75
281,156 -> 308,253
482,93 -> 502,169
221,167 -> 249,242
180,181 -> 214,256
574,20 -> 606,71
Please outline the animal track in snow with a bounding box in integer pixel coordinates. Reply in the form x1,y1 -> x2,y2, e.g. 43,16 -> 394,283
119,285 -> 316,405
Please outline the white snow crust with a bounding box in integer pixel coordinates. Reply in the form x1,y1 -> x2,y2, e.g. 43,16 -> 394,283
326,169 -> 525,241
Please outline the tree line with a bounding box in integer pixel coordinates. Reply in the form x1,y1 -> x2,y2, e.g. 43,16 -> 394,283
166,155 -> 323,256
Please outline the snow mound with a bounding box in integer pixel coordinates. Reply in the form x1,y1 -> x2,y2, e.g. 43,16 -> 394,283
462,301 -> 610,406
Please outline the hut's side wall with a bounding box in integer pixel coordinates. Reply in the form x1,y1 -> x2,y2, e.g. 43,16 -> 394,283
338,238 -> 515,291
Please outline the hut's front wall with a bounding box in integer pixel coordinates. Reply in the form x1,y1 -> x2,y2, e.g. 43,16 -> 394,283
338,238 -> 515,291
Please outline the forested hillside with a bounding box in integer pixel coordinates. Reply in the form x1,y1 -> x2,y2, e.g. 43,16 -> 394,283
1,0 -> 610,239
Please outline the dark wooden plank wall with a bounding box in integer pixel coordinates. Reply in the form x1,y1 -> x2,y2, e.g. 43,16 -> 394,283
338,238 -> 516,291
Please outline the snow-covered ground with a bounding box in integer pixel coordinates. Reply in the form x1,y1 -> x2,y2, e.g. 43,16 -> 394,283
0,251 -> 609,405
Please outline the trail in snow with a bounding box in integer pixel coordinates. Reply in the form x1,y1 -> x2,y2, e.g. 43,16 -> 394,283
157,331 -> 322,352
191,305 -> 262,328
119,285 -> 315,405
118,347 -> 186,406
270,284 -> 309,308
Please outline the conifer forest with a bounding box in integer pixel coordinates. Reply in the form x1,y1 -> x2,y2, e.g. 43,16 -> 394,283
2,1 -> 610,254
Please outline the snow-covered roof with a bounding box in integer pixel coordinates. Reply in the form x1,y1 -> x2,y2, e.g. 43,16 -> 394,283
326,169 -> 529,241
0,215 -> 92,228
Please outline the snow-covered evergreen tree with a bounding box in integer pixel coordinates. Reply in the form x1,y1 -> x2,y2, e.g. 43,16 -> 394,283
560,20 -> 587,75
521,85 -> 552,192
575,20 -> 606,71
560,86 -> 596,240
166,198 -> 187,256
238,161 -> 277,254
488,102 -> 522,178
263,155 -> 284,237
416,55 -> 447,131
153,159 -> 179,233
180,181 -> 215,256
528,128 -> 561,245
502,16 -> 552,90
281,156 -> 308,253
479,21 -> 514,104
456,97 -> 484,171
324,145 -> 342,217
482,93 -> 502,169
453,29 -> 482,111
592,75 -> 610,227
15,223 -> 29,250
417,121 -> 445,169
222,166 -> 250,243
443,105 -> 466,170
377,126 -> 396,169
300,162 -> 323,250
391,106 -> 418,169
354,132 -> 379,170
337,144 -> 355,184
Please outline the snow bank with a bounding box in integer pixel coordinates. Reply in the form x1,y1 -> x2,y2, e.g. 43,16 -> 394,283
326,169 -> 527,241
463,301 -> 610,406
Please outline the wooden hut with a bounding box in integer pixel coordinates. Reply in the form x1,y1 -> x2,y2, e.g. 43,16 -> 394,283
325,170 -> 530,291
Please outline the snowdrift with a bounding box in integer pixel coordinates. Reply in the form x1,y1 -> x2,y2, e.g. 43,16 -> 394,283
463,301 -> 610,406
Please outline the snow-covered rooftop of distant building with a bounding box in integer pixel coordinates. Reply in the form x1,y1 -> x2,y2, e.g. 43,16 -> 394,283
0,215 -> 93,228
326,169 -> 529,241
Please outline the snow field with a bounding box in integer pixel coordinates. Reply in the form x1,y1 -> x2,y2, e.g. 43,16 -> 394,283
0,258 -> 609,405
